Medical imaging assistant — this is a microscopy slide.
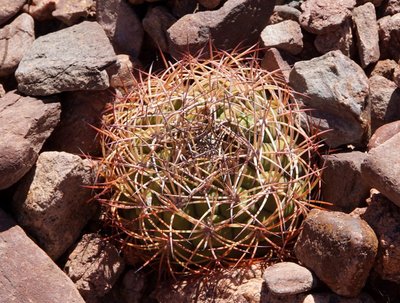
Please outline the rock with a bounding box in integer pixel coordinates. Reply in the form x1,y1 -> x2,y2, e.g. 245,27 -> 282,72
368,120 -> 400,149
64,233 -> 125,302
289,51 -> 369,148
198,0 -> 221,9
321,152 -> 370,212
0,209 -> 85,303
378,13 -> 400,61
52,0 -> 94,25
152,264 -> 265,303
263,262 -> 317,296
0,84 -> 5,97
352,3 -> 380,67
143,6 -> 177,52
294,209 -> 378,297
0,0 -> 26,26
393,65 -> 400,87
382,0 -> 400,16
368,75 -> 400,133
261,48 -> 293,82
96,0 -> 144,58
299,0 -> 356,35
118,270 -> 146,303
370,59 -> 398,81
167,0 -> 198,18
314,19 -> 354,57
12,151 -> 98,260
362,192 -> 400,284
266,292 -> 376,303
15,21 -> 117,96
45,90 -> 114,156
167,0 -> 275,58
22,0 -> 57,21
269,5 -> 301,24
109,55 -> 138,91
0,13 -> 35,77
361,132 -> 400,207
261,20 -> 303,55
0,91 -> 60,190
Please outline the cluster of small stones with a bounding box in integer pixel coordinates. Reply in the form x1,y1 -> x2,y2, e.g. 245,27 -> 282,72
1,0 -> 400,302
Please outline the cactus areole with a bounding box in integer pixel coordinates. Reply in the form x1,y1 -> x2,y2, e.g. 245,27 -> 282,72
98,48 -> 321,276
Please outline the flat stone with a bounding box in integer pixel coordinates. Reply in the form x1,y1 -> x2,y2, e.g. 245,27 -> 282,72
15,21 -> 116,96
261,20 -> 303,55
378,13 -> 400,61
167,0 -> 275,58
289,50 -> 369,148
294,209 -> 378,297
13,151 -> 98,260
0,0 -> 26,26
64,233 -> 125,302
0,209 -> 85,303
299,0 -> 356,35
352,3 -> 380,67
52,0 -> 94,25
368,120 -> 400,149
361,132 -> 400,207
261,48 -> 293,83
368,75 -> 400,133
370,59 -> 398,81
97,0 -> 144,57
0,13 -> 35,77
22,0 -> 57,21
314,19 -> 354,57
362,192 -> 400,284
321,152 -> 370,213
143,6 -> 177,52
0,91 -> 60,190
263,262 -> 317,296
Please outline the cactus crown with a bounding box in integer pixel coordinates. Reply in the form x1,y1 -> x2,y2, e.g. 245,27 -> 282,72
98,47 -> 321,276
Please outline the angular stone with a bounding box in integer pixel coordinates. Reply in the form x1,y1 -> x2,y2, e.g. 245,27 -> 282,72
368,120 -> 400,149
13,151 -> 98,260
263,262 -> 317,296
64,233 -> 125,302
0,91 -> 60,190
97,0 -> 144,57
52,0 -> 94,26
45,90 -> 114,156
143,6 -> 177,52
294,209 -> 378,297
368,75 -> 400,133
0,13 -> 35,77
299,0 -> 356,35
0,209 -> 85,303
378,13 -> 400,61
167,0 -> 275,58
289,51 -> 369,147
362,192 -> 400,284
23,0 -> 57,21
361,132 -> 400,207
269,5 -> 301,25
321,152 -> 370,212
261,48 -> 293,82
370,59 -> 398,81
0,0 -> 26,26
314,19 -> 354,57
261,20 -> 303,55
15,21 -> 117,96
353,3 -> 380,67
382,0 -> 400,16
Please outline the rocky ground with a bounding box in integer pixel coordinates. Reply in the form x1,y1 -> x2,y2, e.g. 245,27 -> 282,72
1,0 -> 400,302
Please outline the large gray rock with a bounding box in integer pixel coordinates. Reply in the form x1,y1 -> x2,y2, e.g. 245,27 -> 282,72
0,13 -> 35,77
15,21 -> 117,96
64,233 -> 125,302
353,3 -> 380,67
0,209 -> 85,303
321,152 -> 370,212
261,20 -> 303,55
0,91 -> 60,190
378,13 -> 400,61
13,151 -> 98,260
0,0 -> 26,25
361,132 -> 400,207
289,51 -> 369,147
294,209 -> 378,297
167,0 -> 275,58
368,75 -> 400,133
97,0 -> 144,57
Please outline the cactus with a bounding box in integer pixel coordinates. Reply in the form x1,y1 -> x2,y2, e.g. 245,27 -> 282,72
98,47 -> 321,276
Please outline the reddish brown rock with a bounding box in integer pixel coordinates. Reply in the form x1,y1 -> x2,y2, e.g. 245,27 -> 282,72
0,0 -> 26,25
370,59 -> 398,81
378,13 -> 400,61
294,209 -> 378,297
23,0 -> 57,21
52,0 -> 94,25
352,2 -> 380,67
268,5 -> 301,24
198,0 -> 221,9
382,0 -> 400,16
261,48 -> 293,82
368,120 -> 400,149
261,20 -> 303,55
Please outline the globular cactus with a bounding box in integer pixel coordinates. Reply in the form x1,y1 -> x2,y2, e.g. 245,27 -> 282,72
98,47 -> 321,276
